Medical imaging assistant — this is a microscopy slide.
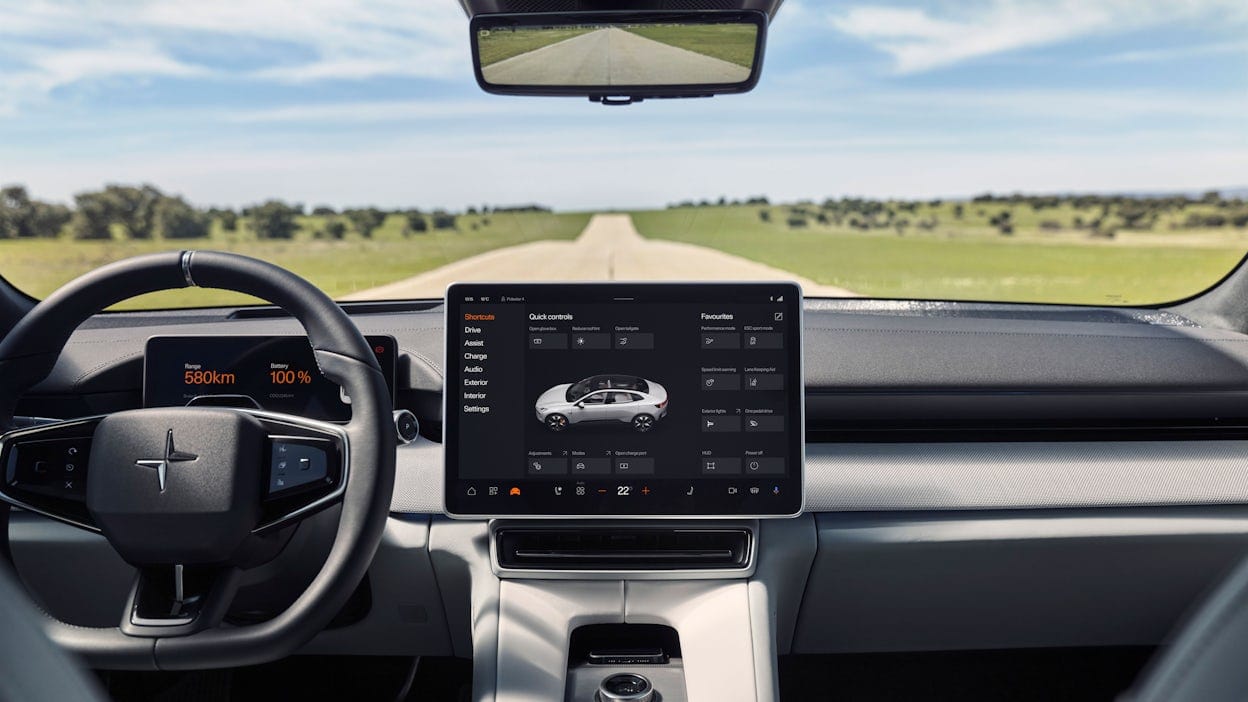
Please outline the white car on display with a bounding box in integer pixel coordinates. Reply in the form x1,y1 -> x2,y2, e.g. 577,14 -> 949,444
535,374 -> 668,432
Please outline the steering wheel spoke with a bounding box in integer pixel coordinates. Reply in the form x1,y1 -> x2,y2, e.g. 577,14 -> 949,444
0,415 -> 104,532
121,564 -> 242,638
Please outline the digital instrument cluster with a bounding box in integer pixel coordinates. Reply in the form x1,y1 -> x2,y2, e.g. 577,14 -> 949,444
144,335 -> 396,422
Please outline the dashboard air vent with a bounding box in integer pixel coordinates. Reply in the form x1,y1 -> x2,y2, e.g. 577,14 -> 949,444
495,527 -> 751,571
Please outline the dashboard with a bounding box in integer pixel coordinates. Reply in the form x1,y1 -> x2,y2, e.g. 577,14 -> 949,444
10,287 -> 1248,680
443,283 -> 804,517
18,295 -> 1248,517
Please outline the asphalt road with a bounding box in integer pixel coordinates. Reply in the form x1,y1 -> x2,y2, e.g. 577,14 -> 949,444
342,214 -> 857,300
482,27 -> 751,86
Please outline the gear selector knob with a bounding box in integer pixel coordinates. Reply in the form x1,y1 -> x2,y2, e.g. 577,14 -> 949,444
597,673 -> 655,702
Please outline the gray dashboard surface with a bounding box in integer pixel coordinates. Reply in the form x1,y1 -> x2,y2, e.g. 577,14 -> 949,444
35,301 -> 1248,397
793,508 -> 1248,653
21,300 -> 1248,514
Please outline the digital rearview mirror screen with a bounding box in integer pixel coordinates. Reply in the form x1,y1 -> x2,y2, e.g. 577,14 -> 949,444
477,22 -> 759,87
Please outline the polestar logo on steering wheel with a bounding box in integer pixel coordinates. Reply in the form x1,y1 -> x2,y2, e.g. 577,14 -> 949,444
135,429 -> 198,492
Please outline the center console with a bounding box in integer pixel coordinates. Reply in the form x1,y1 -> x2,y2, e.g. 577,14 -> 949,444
439,282 -> 807,701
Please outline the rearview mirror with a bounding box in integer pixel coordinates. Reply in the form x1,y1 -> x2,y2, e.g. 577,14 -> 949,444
471,11 -> 767,105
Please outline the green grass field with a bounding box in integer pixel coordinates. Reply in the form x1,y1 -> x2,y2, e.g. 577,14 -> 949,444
623,24 -> 757,68
630,205 -> 1248,305
0,211 -> 590,310
477,27 -> 595,67
6,201 -> 1246,309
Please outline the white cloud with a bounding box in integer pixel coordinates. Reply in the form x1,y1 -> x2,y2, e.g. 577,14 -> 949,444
828,0 -> 1248,73
847,88 -> 1248,123
34,43 -> 207,83
1095,40 -> 1248,64
137,0 -> 469,82
0,0 -> 469,113
217,87 -> 1248,128
224,99 -> 572,124
0,41 -> 207,115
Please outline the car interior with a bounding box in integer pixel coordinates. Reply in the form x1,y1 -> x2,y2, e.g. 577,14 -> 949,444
3,1 -> 1248,701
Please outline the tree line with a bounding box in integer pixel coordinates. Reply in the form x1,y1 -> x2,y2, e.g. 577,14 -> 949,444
745,191 -> 1248,238
0,184 -> 553,241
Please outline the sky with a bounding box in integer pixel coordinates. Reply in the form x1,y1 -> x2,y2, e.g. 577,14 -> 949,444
0,0 -> 1245,211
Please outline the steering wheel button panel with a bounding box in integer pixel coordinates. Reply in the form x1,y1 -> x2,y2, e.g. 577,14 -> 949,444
5,437 -> 93,501
267,438 -> 332,496
0,418 -> 104,529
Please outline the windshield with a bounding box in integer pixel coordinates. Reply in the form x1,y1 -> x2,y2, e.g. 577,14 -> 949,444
567,376 -> 650,402
1,3 -> 1245,309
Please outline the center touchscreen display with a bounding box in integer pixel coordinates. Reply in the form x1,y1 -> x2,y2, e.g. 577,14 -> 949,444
443,282 -> 803,517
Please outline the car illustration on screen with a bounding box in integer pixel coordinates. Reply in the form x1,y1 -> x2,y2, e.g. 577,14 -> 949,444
535,374 -> 669,432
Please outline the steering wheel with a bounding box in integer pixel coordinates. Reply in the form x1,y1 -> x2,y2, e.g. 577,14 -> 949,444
0,251 -> 396,671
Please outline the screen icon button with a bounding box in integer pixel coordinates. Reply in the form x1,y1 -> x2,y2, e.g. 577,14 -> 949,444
570,458 -> 611,475
701,457 -> 742,475
744,457 -> 785,475
701,333 -> 740,349
570,333 -> 610,350
702,416 -> 742,432
744,333 -> 783,349
744,415 -> 785,431
701,374 -> 741,391
527,458 -> 568,475
613,333 -> 654,350
614,457 -> 655,475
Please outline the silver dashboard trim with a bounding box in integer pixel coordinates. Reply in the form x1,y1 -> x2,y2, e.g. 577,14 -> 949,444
390,439 -> 1248,514
803,440 -> 1248,512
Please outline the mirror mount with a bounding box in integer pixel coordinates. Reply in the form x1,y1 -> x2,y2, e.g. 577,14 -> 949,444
591,94 -> 714,106
595,95 -> 644,107
471,10 -> 768,103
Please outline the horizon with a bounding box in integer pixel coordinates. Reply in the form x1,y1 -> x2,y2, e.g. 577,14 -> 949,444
1,0 -> 1245,210
7,182 -> 1248,215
